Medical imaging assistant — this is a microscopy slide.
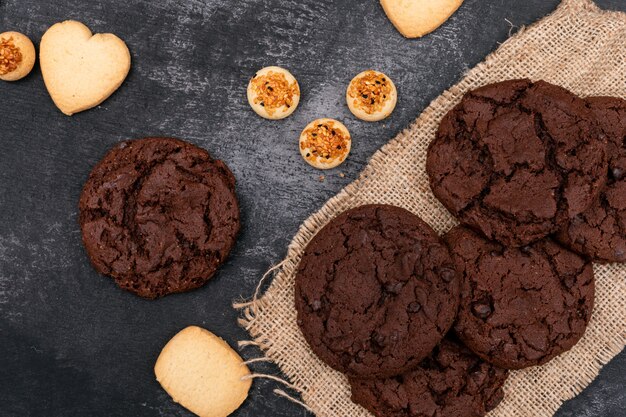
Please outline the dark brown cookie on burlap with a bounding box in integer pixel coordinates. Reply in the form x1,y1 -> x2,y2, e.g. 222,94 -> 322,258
445,226 -> 595,370
557,96 -> 626,263
427,79 -> 607,247
295,204 -> 459,378
79,137 -> 240,299
349,337 -> 508,417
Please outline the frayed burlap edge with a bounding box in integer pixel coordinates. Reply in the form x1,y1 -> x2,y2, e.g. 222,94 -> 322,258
235,0 -> 626,416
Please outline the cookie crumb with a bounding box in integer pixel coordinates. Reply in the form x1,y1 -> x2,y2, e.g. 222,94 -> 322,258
319,175 -> 325,182
339,172 -> 345,178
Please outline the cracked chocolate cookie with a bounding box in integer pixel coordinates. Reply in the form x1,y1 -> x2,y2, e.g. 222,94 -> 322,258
79,137 -> 240,299
557,97 -> 626,263
295,204 -> 460,378
349,337 -> 508,417
445,226 -> 595,369
427,79 -> 607,247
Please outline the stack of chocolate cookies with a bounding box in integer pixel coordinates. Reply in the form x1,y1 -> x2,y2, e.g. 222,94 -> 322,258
295,79 -> 626,417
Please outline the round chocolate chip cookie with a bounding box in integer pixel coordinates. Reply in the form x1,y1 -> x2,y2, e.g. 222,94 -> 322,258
295,204 -> 460,378
349,337 -> 508,417
427,79 -> 607,247
79,137 -> 240,299
445,226 -> 595,369
557,97 -> 626,263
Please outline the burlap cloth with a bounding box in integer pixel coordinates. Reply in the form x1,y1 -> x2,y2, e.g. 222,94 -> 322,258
237,0 -> 626,415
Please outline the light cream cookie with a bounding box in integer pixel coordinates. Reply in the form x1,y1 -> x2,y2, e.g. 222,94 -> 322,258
154,326 -> 251,417
346,70 -> 397,122
40,20 -> 131,116
299,118 -> 351,170
247,66 -> 300,120
380,0 -> 464,38
0,31 -> 36,81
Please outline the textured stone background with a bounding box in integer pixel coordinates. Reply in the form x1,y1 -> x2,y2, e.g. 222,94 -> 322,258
0,0 -> 624,416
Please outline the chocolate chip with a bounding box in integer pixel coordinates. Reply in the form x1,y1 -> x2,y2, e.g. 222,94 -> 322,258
407,302 -> 422,313
341,353 -> 353,367
310,300 -> 321,311
520,246 -> 532,255
472,302 -> 492,319
372,332 -> 386,347
562,276 -> 576,289
611,167 -> 624,180
385,282 -> 404,294
438,267 -> 455,282
399,252 -> 417,276
615,248 -> 625,260
486,388 -> 505,411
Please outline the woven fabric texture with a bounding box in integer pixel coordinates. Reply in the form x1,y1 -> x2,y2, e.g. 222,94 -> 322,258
238,1 -> 626,416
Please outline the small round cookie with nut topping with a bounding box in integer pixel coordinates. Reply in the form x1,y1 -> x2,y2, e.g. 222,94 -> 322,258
346,70 -> 397,122
0,31 -> 36,81
247,66 -> 300,120
299,118 -> 351,169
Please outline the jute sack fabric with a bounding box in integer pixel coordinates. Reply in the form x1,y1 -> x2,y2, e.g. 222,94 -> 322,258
237,0 -> 626,416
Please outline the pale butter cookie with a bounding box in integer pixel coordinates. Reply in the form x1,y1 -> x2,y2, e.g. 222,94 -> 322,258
0,31 -> 36,81
346,70 -> 397,122
155,326 -> 251,417
40,20 -> 131,116
247,66 -> 300,120
380,0 -> 464,38
299,118 -> 351,169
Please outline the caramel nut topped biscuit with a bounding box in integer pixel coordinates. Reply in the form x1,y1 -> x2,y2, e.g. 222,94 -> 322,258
347,70 -> 397,122
299,118 -> 351,170
247,66 -> 300,120
0,31 -> 36,81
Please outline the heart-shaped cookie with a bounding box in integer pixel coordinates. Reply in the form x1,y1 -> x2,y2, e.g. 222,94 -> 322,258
380,0 -> 464,39
40,20 -> 131,116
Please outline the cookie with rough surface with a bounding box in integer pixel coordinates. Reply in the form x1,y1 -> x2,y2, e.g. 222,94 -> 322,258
349,337 -> 508,417
427,79 -> 607,247
79,137 -> 240,299
445,226 -> 595,369
557,96 -> 626,263
295,204 -> 460,378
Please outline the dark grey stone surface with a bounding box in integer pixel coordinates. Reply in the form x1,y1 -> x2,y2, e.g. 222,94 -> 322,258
0,0 -> 624,416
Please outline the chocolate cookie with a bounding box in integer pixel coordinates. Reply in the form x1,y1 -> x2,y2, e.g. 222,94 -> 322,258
427,79 -> 607,247
349,337 -> 508,417
295,204 -> 459,378
445,226 -> 594,369
79,137 -> 240,299
557,97 -> 626,263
